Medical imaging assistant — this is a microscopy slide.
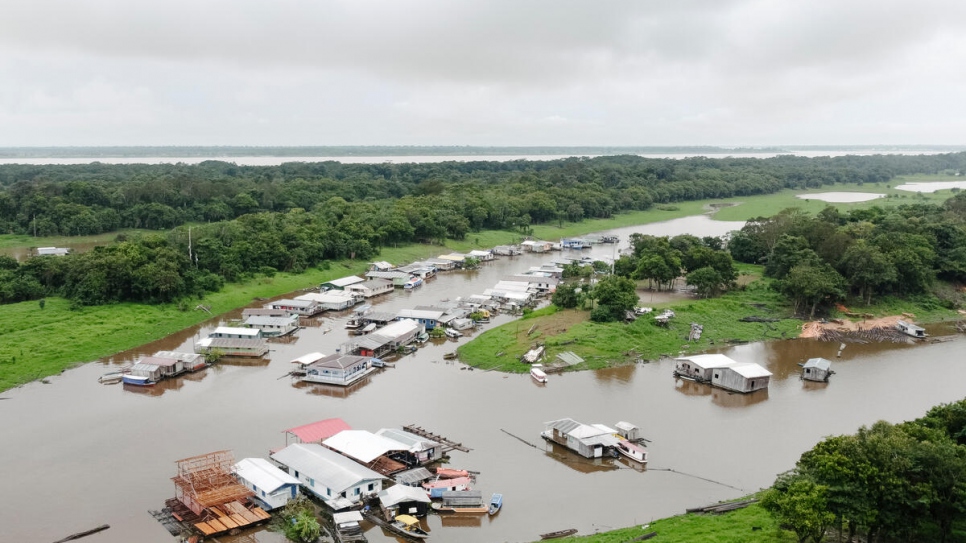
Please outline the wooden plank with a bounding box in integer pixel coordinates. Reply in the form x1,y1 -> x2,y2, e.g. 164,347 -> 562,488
238,509 -> 260,523
193,522 -> 216,536
253,508 -> 271,520
221,516 -> 239,529
207,518 -> 227,533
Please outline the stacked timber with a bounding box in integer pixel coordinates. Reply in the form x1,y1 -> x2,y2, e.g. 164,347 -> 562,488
686,498 -> 757,514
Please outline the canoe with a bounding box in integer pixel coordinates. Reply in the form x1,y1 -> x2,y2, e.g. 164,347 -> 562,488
540,528 -> 577,539
433,467 -> 469,479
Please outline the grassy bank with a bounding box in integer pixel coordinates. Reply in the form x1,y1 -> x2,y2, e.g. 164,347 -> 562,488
0,243 -> 443,392
543,501 -> 794,543
458,277 -> 803,372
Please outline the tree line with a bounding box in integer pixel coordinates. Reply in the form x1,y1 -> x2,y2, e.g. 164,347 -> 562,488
763,398 -> 966,543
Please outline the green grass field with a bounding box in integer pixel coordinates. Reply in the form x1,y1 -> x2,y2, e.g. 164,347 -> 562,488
542,501 -> 795,543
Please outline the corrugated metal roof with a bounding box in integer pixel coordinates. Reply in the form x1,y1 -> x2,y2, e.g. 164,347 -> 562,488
153,351 -> 204,363
555,351 -> 584,366
272,298 -> 317,308
728,362 -> 773,378
324,276 -> 364,288
375,428 -> 440,451
139,356 -> 180,367
290,352 -> 326,365
212,326 -> 260,337
674,354 -> 738,370
397,309 -> 445,320
374,319 -> 421,339
366,271 -> 412,279
200,338 -> 267,349
323,430 -> 407,463
309,354 -> 370,370
803,358 -> 832,371
545,418 -> 581,434
244,315 -> 297,326
394,467 -> 433,485
332,510 -> 364,524
271,443 -> 383,493
233,457 -> 300,492
378,484 -> 431,506
284,418 -> 351,443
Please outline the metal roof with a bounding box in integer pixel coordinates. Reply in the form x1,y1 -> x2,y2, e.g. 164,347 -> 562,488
271,443 -> 384,493
272,298 -> 317,308
728,362 -> 773,378
397,309 -> 445,320
233,457 -> 300,493
555,351 -> 584,366
378,484 -> 431,506
373,319 -> 421,339
284,418 -> 351,443
394,467 -> 433,485
139,356 -> 180,367
323,430 -> 407,463
308,354 -> 371,370
366,271 -> 412,279
212,326 -> 260,337
323,276 -> 364,288
803,358 -> 832,371
198,337 -> 266,349
153,351 -> 204,363
291,352 -> 326,366
244,315 -> 297,326
375,428 -> 440,451
297,291 -> 356,303
332,510 -> 364,524
674,354 -> 739,370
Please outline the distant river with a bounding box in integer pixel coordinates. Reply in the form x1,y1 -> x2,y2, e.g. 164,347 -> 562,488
1,215 -> 962,543
0,150 -> 953,166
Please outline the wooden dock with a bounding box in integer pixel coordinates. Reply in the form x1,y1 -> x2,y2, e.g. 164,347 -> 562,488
163,498 -> 270,537
403,424 -> 471,453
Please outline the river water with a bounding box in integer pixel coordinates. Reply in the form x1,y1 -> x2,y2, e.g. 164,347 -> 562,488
1,215 -> 963,543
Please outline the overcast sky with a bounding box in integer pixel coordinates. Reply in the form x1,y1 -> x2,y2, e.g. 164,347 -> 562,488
3,0 -> 966,147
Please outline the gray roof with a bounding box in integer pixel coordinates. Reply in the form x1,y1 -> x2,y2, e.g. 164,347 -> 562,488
803,358 -> 832,371
245,315 -> 297,326
394,467 -> 433,485
308,353 -> 371,370
376,428 -> 440,451
271,443 -> 384,493
397,309 -> 444,320
378,484 -> 431,506
555,351 -> 584,366
366,271 -> 412,279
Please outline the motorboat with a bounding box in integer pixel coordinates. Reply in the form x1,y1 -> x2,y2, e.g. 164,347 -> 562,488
530,364 -> 548,383
488,493 -> 503,515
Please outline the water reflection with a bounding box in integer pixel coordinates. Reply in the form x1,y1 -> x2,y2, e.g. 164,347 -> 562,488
291,375 -> 375,398
592,364 -> 637,385
122,378 -> 185,396
439,514 -> 484,528
543,441 -> 620,474
674,378 -> 712,398
711,387 -> 769,408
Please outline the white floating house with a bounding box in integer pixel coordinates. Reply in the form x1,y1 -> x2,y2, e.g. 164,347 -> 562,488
368,261 -> 395,272
375,428 -> 441,465
210,326 -> 262,340
36,246 -> 70,256
244,314 -> 299,337
297,291 -> 361,311
233,457 -> 300,511
712,362 -> 772,393
802,357 -> 834,382
271,443 -> 385,510
194,337 -> 269,357
300,354 -> 377,387
468,249 -> 494,262
354,319 -> 424,358
153,350 -> 207,372
541,418 -> 622,458
673,354 -> 740,382
396,308 -> 445,330
896,320 -> 927,338
323,430 -> 409,469
271,298 -> 322,316
378,485 -> 431,518
346,279 -> 393,299
365,270 -> 414,287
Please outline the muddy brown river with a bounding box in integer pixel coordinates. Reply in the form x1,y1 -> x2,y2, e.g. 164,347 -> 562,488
1,215 -> 963,543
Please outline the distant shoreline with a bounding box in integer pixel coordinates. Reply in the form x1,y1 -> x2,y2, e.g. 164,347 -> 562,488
0,144 -> 963,160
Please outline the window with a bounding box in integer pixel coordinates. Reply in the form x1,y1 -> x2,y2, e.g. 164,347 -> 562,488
714,373 -> 719,379
368,483 -> 374,491
309,478 -> 315,487
354,487 -> 361,495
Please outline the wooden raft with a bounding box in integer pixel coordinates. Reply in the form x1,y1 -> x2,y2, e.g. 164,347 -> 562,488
193,501 -> 269,535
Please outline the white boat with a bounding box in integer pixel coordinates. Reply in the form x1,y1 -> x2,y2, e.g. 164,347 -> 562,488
121,374 -> 155,386
615,440 -> 648,465
444,328 -> 461,339
530,364 -> 548,383
98,371 -> 126,384
404,277 -> 423,289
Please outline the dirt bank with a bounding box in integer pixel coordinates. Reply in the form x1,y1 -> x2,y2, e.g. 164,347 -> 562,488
799,314 -> 907,339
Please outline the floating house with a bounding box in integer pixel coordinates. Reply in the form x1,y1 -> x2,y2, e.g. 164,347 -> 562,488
346,278 -> 393,299
396,309 -> 444,330
332,510 -> 366,542
297,291 -> 361,311
435,490 -> 486,513
711,362 -> 772,393
614,421 -> 641,442
300,354 -> 378,387
368,261 -> 395,272
320,276 -> 365,292
896,320 -> 927,338
394,467 -> 434,487
492,245 -> 522,256
560,238 -> 591,250
422,476 -> 472,498
323,430 -> 411,475
468,249 -> 495,262
233,457 -> 300,511
36,246 -> 70,256
375,428 -> 441,465
195,337 -> 269,358
283,418 -> 352,446
365,270 -> 414,287
353,319 -> 424,358
426,258 -> 457,271
210,326 -> 262,340
271,443 -> 386,510
362,311 -> 397,327
378,485 -> 432,518
154,350 -> 207,372
673,354 -> 739,382
541,418 -> 622,459
244,314 -> 299,337
521,240 -> 553,253
504,274 -> 559,293
242,307 -> 291,318
271,298 -> 322,316
801,358 -> 834,382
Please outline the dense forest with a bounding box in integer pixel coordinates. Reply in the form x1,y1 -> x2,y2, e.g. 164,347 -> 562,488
2,153 -> 966,306
763,399 -> 966,543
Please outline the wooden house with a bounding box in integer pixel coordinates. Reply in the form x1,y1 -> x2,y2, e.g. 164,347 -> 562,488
393,467 -> 434,487
521,240 -> 553,253
300,354 -> 377,387
154,350 -> 207,372
271,298 -> 322,316
365,270 -> 414,287
346,279 -> 393,299
244,314 -> 299,337
426,258 -> 457,271
195,337 -> 269,357
283,417 -> 352,446
210,326 -> 262,340
320,276 -> 364,292
468,249 -> 495,261
540,418 -> 621,458
270,443 -> 385,510
492,245 -> 522,256
378,485 -> 431,518
375,428 -> 441,465
396,308 -> 445,330
296,291 -> 361,311
801,358 -> 834,382
711,362 -> 772,393
233,457 -> 300,511
896,320 -> 927,338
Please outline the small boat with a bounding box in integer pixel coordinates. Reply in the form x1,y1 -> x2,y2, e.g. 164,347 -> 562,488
403,277 -> 423,289
121,374 -> 155,386
370,358 -> 386,368
540,528 -> 578,540
530,364 -> 548,384
354,322 -> 377,335
488,493 -> 503,515
416,332 -> 429,343
444,328 -> 461,339
387,514 -> 428,539
443,352 -> 457,360
615,440 -> 648,465
98,371 -> 126,384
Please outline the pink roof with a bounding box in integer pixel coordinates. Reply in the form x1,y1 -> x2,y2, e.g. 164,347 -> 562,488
284,418 -> 351,443
422,476 -> 472,489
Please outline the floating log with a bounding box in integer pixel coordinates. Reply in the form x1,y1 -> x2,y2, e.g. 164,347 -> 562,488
540,528 -> 578,539
624,532 -> 658,542
52,524 -> 110,543
686,499 -> 757,514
